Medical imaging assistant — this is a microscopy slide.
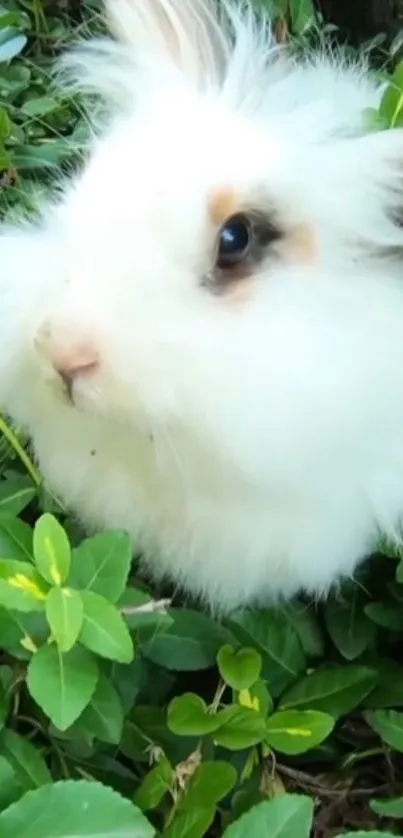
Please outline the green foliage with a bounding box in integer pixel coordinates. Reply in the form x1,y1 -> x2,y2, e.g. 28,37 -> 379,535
0,2 -> 403,837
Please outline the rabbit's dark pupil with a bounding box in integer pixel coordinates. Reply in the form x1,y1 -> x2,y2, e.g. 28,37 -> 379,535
218,215 -> 251,267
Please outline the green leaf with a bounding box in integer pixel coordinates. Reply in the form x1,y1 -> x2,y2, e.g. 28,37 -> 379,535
217,645 -> 262,691
227,609 -> 305,696
134,757 -> 173,811
78,672 -> 124,745
142,609 -> 236,671
0,679 -> 8,732
0,729 -> 51,791
289,0 -> 316,34
20,96 -> 60,117
0,34 -> 27,62
0,608 -> 48,659
33,514 -> 71,587
279,666 -> 377,718
370,796 -> 403,818
80,591 -> 134,664
363,658 -> 403,708
0,755 -> 21,812
0,560 -> 47,612
69,531 -> 132,603
365,709 -> 403,752
185,761 -> 237,806
0,476 -> 36,517
222,793 -> 314,838
265,709 -> 334,755
379,63 -> 403,127
0,516 -> 33,562
324,591 -> 376,660
11,140 -> 74,171
364,602 -> 403,631
337,833 -> 397,838
0,779 -> 155,838
163,805 -> 215,838
27,643 -> 98,730
282,601 -> 325,658
213,705 -> 267,750
45,587 -> 83,652
167,693 -> 222,736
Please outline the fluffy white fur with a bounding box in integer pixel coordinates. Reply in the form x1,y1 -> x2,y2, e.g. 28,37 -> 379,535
2,0 -> 403,612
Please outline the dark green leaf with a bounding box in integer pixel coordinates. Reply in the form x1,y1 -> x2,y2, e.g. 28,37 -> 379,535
324,591 -> 376,660
0,729 -> 51,791
78,672 -> 124,744
279,666 -> 377,718
0,516 -> 33,562
142,609 -> 236,671
365,709 -> 403,752
0,477 -> 36,517
227,609 -> 305,697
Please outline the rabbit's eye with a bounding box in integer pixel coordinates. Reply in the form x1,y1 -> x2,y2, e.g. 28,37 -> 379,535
217,214 -> 251,269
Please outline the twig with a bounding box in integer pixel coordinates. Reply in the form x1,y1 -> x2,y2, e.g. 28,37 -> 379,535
120,598 -> 172,616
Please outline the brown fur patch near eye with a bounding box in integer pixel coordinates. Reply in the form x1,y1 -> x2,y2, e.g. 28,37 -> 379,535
280,223 -> 317,264
208,187 -> 239,226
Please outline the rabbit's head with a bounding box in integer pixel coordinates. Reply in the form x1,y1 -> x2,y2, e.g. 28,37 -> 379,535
3,0 -> 403,607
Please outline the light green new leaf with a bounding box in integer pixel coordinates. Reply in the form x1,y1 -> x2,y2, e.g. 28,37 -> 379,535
0,560 -> 47,612
27,643 -> 98,730
45,587 -> 83,652
33,514 -> 71,586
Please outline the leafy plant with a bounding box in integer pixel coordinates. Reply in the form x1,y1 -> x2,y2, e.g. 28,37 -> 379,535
1,2 -> 403,838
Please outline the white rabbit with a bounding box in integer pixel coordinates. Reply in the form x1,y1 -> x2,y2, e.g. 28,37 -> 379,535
1,0 -> 403,613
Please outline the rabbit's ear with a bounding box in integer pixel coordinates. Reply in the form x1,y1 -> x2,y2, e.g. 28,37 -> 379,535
104,0 -> 228,88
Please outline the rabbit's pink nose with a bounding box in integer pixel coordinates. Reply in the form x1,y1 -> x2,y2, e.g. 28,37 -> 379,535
54,347 -> 100,389
36,327 -> 100,391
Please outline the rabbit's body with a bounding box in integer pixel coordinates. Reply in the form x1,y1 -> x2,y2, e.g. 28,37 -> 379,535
2,0 -> 403,611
